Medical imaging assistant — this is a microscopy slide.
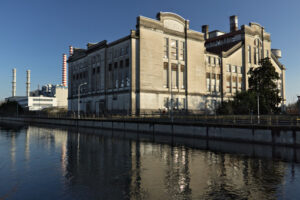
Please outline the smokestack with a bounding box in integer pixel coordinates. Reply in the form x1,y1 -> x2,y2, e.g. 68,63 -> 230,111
62,54 -> 67,87
26,70 -> 31,97
69,46 -> 73,57
230,15 -> 238,32
202,25 -> 209,39
12,68 -> 16,97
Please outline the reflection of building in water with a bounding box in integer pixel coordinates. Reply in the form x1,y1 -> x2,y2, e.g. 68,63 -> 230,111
65,130 -> 132,199
10,131 -> 16,168
129,141 -> 287,199
25,126 -> 68,174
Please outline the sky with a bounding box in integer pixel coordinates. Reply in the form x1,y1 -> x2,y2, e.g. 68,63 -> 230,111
0,0 -> 299,103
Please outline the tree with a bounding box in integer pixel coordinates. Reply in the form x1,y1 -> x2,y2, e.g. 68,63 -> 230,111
0,101 -> 23,115
248,58 -> 281,114
217,58 -> 282,115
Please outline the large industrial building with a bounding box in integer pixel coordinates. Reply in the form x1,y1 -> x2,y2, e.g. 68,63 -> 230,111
67,12 -> 285,115
6,67 -> 68,111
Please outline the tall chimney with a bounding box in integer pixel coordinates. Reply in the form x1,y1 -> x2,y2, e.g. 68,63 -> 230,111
26,70 -> 31,97
69,45 -> 73,57
230,15 -> 238,32
12,68 -> 16,97
62,54 -> 67,87
202,25 -> 209,39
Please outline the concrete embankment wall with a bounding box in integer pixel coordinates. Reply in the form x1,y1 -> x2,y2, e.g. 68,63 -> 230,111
1,116 -> 300,147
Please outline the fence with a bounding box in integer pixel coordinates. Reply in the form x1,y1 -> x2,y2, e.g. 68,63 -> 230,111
1,111 -> 300,127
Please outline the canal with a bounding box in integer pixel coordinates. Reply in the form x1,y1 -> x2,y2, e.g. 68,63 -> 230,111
1,123 -> 300,199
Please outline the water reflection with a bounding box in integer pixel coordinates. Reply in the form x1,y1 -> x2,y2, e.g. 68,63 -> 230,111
0,124 -> 299,199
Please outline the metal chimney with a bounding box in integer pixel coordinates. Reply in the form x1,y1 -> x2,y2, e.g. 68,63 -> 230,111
12,68 -> 16,97
69,46 -> 73,57
62,54 -> 67,87
26,70 -> 31,97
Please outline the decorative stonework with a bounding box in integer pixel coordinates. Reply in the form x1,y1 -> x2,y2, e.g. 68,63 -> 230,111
163,19 -> 184,32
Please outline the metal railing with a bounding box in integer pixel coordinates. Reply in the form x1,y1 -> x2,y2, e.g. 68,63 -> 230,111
1,111 -> 300,127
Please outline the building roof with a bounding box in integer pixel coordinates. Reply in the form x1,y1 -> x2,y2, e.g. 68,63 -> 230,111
206,41 -> 240,55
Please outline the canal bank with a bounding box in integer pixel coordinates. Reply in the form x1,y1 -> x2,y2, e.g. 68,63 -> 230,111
1,116 -> 300,147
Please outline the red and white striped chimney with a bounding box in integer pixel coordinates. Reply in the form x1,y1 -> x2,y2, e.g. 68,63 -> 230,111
62,53 -> 67,87
69,45 -> 73,57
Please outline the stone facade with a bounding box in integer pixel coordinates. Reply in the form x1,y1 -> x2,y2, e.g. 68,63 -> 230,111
67,12 -> 285,115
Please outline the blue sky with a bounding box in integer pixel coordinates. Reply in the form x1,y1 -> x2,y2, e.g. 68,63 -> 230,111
0,0 -> 299,103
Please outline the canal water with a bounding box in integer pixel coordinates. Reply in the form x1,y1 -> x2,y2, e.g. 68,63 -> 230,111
1,124 -> 300,200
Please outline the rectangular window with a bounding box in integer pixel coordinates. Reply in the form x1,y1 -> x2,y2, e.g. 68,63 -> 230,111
212,74 -> 216,91
232,76 -> 237,93
125,59 -> 129,67
213,57 -> 216,65
208,56 -> 211,65
114,62 -> 118,88
226,76 -> 231,93
108,64 -> 112,89
163,62 -> 169,88
216,74 -> 220,92
180,41 -> 185,61
170,39 -> 178,60
248,46 -> 251,63
120,61 -> 124,87
125,46 -> 129,55
206,73 -> 211,92
238,77 -> 242,90
171,63 -> 178,88
164,38 -> 169,59
266,50 -> 269,58
175,98 -> 179,109
226,64 -> 231,72
232,65 -> 236,73
180,65 -> 185,89
164,97 -> 169,109
254,47 -> 259,64
182,98 -> 186,109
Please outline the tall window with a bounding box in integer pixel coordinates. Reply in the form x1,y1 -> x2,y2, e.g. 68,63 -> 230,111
206,73 -> 211,92
232,76 -> 237,93
226,76 -> 231,93
114,62 -> 118,88
180,65 -> 185,89
254,47 -> 259,64
266,50 -> 269,58
171,39 -> 178,60
125,59 -> 129,87
119,60 -> 123,88
216,74 -> 220,92
238,77 -> 242,91
163,62 -> 169,88
171,64 -> 178,88
164,38 -> 169,58
226,64 -> 231,72
180,41 -> 185,61
108,64 -> 112,89
248,46 -> 251,63
181,98 -> 186,109
232,65 -> 236,73
164,97 -> 169,109
211,74 -> 216,92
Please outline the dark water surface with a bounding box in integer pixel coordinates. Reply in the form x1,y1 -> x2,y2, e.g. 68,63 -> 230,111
1,124 -> 300,200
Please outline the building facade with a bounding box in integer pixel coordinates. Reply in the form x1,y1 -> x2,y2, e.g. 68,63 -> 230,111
7,84 -> 68,111
68,12 -> 285,115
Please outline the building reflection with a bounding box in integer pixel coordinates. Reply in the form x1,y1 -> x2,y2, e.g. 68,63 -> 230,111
129,140 -> 287,200
64,130 -> 132,199
0,125 -> 292,199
